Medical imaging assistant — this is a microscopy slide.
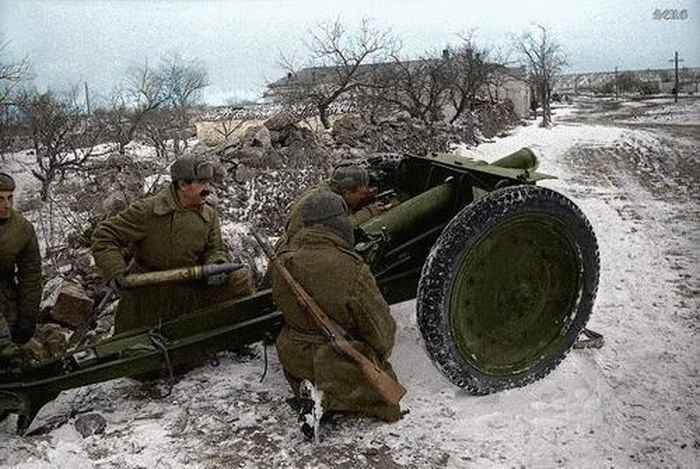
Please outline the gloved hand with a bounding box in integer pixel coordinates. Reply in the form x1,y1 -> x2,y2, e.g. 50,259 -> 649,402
108,272 -> 128,292
206,272 -> 228,286
0,344 -> 24,376
11,316 -> 35,345
0,342 -> 23,375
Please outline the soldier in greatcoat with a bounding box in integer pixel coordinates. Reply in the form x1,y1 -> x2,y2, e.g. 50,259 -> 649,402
271,191 -> 402,439
283,163 -> 381,245
0,172 -> 42,371
92,156 -> 253,334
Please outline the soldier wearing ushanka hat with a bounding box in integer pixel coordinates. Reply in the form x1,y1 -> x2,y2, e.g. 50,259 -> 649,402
91,156 -> 253,334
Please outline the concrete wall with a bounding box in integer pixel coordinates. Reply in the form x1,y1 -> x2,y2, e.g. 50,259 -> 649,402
499,78 -> 531,118
195,119 -> 263,147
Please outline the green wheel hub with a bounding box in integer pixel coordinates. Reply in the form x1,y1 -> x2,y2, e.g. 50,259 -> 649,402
449,213 -> 582,376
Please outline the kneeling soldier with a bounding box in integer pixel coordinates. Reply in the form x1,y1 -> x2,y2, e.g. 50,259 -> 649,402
271,191 -> 402,439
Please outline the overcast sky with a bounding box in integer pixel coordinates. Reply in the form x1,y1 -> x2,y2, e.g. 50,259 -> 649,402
1,0 -> 698,104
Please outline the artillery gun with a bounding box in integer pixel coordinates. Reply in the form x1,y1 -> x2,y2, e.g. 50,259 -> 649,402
356,148 -> 599,394
0,148 -> 599,433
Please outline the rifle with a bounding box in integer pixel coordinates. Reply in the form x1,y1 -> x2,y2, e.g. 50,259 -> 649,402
252,231 -> 406,407
68,262 -> 244,349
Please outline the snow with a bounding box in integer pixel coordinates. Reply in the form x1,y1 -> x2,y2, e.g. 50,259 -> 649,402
1,150 -> 42,200
2,98 -> 699,467
619,98 -> 700,126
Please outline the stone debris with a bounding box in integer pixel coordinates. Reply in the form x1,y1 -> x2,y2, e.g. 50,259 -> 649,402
22,323 -> 70,364
49,280 -> 94,330
73,413 -> 107,438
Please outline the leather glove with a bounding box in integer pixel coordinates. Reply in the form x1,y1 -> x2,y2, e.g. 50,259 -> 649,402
11,316 -> 36,345
206,272 -> 228,286
108,272 -> 128,292
206,259 -> 231,286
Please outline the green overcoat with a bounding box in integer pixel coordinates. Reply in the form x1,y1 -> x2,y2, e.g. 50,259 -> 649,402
0,308 -> 13,356
91,185 -> 232,334
278,181 -> 382,250
0,211 -> 42,330
271,227 -> 401,422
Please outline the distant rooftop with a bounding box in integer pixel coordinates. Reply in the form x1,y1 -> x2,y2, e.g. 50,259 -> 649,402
267,58 -> 528,90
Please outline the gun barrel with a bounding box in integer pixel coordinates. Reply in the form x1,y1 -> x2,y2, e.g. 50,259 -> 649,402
359,182 -> 456,241
491,147 -> 539,171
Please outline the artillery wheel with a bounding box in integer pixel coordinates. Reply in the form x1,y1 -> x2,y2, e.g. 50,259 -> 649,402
417,185 -> 599,394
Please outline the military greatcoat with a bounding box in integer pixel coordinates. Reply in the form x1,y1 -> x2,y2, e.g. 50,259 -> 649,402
272,227 -> 401,422
92,185 -> 248,334
0,211 -> 42,331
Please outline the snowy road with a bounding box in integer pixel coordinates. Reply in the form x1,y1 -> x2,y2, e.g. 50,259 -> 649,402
1,98 -> 698,468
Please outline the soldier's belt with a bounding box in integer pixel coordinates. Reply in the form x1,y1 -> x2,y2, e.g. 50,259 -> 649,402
285,326 -> 327,344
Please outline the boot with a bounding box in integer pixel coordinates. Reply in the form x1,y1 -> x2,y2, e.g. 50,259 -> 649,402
298,379 -> 323,442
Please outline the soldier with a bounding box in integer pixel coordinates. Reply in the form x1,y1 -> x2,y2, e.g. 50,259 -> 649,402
271,191 -> 401,439
259,163 -> 381,289
91,156 -> 253,335
283,163 -> 383,245
0,172 -> 42,371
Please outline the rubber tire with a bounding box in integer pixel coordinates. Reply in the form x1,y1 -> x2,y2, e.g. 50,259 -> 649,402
417,185 -> 599,394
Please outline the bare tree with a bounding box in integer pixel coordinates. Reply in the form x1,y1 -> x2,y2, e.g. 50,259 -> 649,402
0,39 -> 28,107
444,36 -> 498,123
159,52 -> 209,154
20,89 -> 107,200
355,48 -> 453,126
98,53 -> 208,158
98,59 -> 171,155
280,18 -> 396,129
513,24 -> 567,127
0,39 -> 30,159
140,108 -> 173,160
390,52 -> 452,123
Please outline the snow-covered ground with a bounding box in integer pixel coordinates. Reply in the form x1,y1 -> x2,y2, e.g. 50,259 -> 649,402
617,98 -> 700,127
1,98 -> 698,468
562,96 -> 700,129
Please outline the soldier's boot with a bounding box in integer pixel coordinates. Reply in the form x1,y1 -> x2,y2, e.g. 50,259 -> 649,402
298,379 -> 323,442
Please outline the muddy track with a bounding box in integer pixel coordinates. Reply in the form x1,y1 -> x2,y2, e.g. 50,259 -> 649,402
561,104 -> 699,329
559,97 -> 700,138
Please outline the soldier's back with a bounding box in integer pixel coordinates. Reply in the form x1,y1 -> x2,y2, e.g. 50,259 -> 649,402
274,227 -> 361,334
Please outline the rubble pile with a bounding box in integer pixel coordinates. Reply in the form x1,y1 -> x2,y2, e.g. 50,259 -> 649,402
197,112 -> 335,237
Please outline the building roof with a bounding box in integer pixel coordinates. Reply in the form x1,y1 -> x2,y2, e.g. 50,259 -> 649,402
268,58 -> 529,90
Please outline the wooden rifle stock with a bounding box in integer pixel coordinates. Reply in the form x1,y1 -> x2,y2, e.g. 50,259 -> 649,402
252,231 -> 406,406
